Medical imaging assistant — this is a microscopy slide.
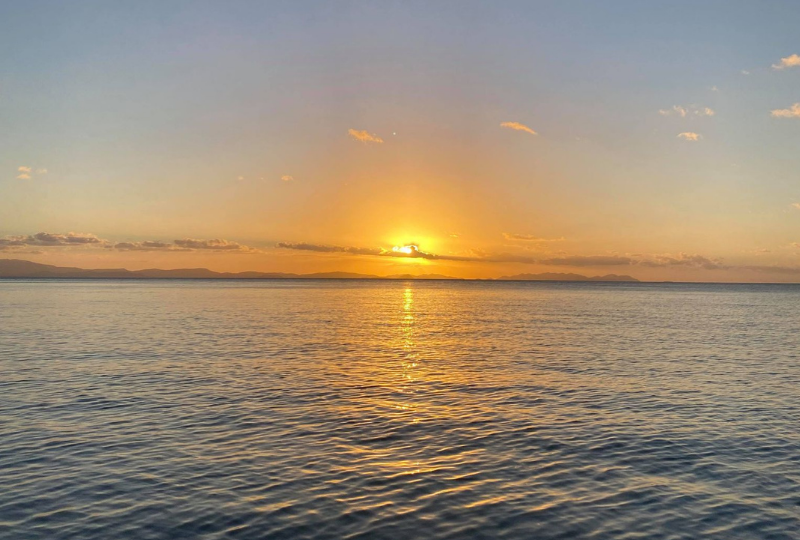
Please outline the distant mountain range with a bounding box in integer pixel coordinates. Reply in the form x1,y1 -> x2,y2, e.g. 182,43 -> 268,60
0,259 -> 639,282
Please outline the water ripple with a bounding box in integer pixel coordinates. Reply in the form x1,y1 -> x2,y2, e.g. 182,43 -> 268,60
1,280 -> 799,539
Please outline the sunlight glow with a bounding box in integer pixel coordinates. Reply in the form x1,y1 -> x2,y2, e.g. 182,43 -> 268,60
392,245 -> 420,255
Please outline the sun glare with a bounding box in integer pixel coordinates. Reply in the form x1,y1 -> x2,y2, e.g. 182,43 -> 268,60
392,245 -> 419,255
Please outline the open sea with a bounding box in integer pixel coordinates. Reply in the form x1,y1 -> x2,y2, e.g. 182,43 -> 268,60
0,279 -> 798,540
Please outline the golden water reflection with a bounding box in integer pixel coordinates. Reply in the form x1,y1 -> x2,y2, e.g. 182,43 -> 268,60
396,286 -> 420,422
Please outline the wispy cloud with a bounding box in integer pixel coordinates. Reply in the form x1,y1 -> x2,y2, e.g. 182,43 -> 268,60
772,54 -> 800,70
540,255 -> 632,267
792,203 -> 800,210
281,175 -> 294,182
771,103 -> 800,118
638,253 -> 726,270
112,238 -> 260,253
348,129 -> 384,144
15,166 -> 47,180
677,132 -> 701,141
174,239 -> 256,251
500,122 -> 537,135
277,242 -> 479,261
659,105 -> 688,117
659,105 -> 714,117
275,242 -> 733,271
0,232 -> 261,254
741,70 -> 751,76
112,241 -> 190,252
503,233 -> 565,242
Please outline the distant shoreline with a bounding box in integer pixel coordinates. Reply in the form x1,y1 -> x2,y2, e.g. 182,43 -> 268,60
2,277 -> 799,285
2,259 -> 800,284
0,259 -> 637,282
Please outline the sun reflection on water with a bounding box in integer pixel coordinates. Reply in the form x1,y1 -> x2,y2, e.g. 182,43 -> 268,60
397,286 -> 421,423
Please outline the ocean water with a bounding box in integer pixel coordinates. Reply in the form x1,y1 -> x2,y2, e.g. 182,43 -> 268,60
1,279 -> 798,540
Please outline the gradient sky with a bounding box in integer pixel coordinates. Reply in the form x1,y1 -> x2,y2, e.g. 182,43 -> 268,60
2,1 -> 800,280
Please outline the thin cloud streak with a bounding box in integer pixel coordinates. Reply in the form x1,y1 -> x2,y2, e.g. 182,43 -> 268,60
500,122 -> 537,135
348,129 -> 384,144
274,242 -> 745,271
658,106 -> 714,117
503,233 -> 565,242
0,232 -> 260,254
677,132 -> 701,141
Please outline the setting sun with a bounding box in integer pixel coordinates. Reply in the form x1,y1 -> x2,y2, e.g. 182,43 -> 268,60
392,245 -> 421,256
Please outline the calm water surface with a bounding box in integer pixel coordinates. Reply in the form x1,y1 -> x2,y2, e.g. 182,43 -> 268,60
1,280 -> 799,539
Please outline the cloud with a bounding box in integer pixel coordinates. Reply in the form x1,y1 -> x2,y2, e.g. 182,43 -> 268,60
0,232 -> 262,254
273,241 -> 800,277
741,70 -> 751,75
281,175 -> 294,182
348,129 -> 384,144
111,241 -> 190,252
638,253 -> 726,270
771,103 -> 800,118
503,233 -> 565,242
27,232 -> 102,246
110,238 -> 260,253
772,54 -> 800,70
500,122 -> 537,135
738,265 -> 800,275
15,166 -> 47,180
277,242 -> 638,267
275,242 -> 380,255
540,255 -> 633,267
174,238 -> 255,251
659,105 -> 714,117
710,86 -> 720,92
677,132 -> 701,141
659,105 -> 688,117
0,232 -> 103,251
276,242 -> 479,261
792,203 -> 800,210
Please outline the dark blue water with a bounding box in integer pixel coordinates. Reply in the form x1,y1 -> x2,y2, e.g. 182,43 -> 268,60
1,280 -> 799,539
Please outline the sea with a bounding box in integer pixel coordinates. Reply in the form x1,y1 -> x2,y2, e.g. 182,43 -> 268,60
1,279 -> 798,540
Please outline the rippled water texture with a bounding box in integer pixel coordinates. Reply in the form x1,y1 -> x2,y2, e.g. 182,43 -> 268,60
1,280 -> 799,539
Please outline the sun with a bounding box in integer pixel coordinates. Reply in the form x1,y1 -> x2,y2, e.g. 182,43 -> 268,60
392,244 -> 420,255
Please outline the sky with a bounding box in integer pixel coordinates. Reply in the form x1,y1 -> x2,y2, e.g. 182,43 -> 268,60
1,0 -> 800,281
